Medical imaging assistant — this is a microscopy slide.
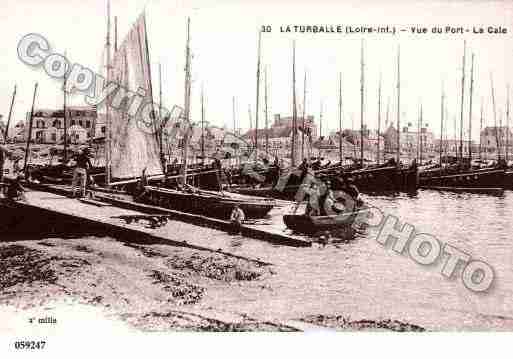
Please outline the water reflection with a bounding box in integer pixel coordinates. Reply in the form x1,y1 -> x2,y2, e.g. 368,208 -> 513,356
221,189 -> 513,330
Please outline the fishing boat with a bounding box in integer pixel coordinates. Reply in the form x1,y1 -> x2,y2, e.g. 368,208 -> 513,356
332,41 -> 418,194
283,208 -> 368,236
342,164 -> 418,193
420,167 -> 505,190
142,185 -> 275,219
420,44 -> 507,193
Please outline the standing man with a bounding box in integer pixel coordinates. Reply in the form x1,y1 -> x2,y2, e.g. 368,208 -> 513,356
71,147 -> 92,198
304,182 -> 321,216
230,204 -> 245,234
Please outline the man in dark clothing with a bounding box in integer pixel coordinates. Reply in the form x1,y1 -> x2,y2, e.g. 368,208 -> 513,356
6,174 -> 26,202
298,158 -> 310,182
71,148 -> 93,198
344,177 -> 360,202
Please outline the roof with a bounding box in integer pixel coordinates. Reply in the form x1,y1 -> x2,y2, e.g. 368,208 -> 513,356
243,126 -> 309,139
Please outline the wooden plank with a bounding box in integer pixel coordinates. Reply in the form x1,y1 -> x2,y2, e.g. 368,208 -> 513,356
79,198 -> 113,207
18,190 -> 273,265
23,182 -> 311,248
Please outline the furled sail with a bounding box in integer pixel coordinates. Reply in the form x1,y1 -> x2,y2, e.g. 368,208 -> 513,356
109,13 -> 162,180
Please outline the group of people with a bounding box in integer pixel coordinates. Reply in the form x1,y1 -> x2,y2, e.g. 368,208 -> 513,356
0,145 -> 25,201
297,175 -> 360,218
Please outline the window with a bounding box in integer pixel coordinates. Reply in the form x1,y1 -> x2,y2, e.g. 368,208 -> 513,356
71,120 -> 76,126
86,120 -> 91,128
101,126 -> 106,134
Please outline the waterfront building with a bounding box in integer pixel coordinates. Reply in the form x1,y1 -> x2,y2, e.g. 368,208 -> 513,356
480,126 -> 513,156
19,106 -> 102,144
383,122 -> 435,155
242,114 -> 318,157
433,139 -> 474,156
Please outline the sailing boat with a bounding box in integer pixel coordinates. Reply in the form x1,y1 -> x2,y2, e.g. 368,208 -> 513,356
419,48 -> 505,194
318,41 -> 418,194
138,18 -> 275,219
227,39 -> 307,199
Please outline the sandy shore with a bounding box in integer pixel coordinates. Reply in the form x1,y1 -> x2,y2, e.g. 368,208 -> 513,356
0,234 -> 425,332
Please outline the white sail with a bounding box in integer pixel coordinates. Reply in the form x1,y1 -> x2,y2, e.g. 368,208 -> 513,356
109,13 -> 162,180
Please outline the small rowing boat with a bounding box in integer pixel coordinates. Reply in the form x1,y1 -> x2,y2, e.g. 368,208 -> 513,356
283,207 -> 369,236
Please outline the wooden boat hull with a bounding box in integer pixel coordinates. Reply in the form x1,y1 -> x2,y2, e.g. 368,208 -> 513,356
283,208 -> 368,236
419,168 -> 505,189
420,186 -> 504,195
333,166 -> 418,193
230,184 -> 300,200
143,186 -> 274,219
503,170 -> 513,190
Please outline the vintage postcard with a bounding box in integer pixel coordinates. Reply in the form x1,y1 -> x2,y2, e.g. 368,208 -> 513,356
0,0 -> 512,357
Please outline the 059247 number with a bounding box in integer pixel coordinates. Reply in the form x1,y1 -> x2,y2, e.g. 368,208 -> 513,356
14,341 -> 46,350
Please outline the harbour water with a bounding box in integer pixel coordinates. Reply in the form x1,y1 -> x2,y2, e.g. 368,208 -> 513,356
194,189 -> 513,330
3,189 -> 513,330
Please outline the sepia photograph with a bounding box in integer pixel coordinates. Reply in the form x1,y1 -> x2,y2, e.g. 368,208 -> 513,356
1,0 -> 512,356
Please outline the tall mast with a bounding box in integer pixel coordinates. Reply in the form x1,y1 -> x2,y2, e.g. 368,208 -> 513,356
468,52 -> 474,163
63,50 -> 68,162
181,17 -> 192,185
506,85 -> 510,162
291,40 -> 297,167
338,72 -> 343,164
24,83 -> 38,178
360,40 -> 364,167
142,12 -> 158,160
255,30 -> 262,160
419,103 -> 423,165
301,70 -> 307,161
453,114 -> 458,158
232,96 -> 236,135
4,85 -> 16,144
396,45 -> 401,165
490,73 -> 500,161
459,40 -> 466,162
105,0 -> 112,185
201,84 -> 205,163
417,102 -> 421,163
479,99 -> 483,160
386,96 -> 389,162
248,105 -> 253,144
159,63 -> 164,168
264,66 -> 269,157
319,100 -> 323,138
114,16 -> 118,52
440,83 -> 445,175
377,73 -> 382,165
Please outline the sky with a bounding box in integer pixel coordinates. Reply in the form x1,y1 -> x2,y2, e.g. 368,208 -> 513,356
1,0 -> 513,142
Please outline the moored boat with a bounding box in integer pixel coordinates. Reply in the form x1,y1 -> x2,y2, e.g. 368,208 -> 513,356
339,165 -> 418,193
142,185 -> 275,219
419,167 -> 505,190
283,207 -> 368,236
